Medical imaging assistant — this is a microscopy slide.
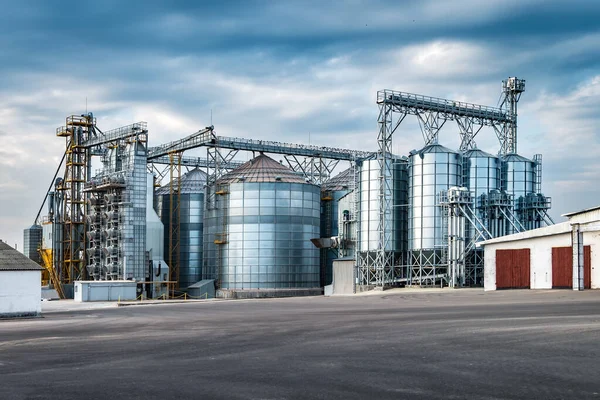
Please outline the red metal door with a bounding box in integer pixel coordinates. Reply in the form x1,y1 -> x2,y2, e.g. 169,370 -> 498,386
584,245 -> 591,289
552,247 -> 572,288
496,249 -> 530,289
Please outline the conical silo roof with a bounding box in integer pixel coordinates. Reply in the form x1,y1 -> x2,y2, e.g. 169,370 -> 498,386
156,167 -> 208,195
502,153 -> 533,162
322,168 -> 353,191
463,148 -> 497,158
216,154 -> 307,184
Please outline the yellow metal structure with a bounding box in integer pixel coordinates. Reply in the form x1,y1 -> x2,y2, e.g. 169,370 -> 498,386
39,248 -> 66,299
55,114 -> 95,283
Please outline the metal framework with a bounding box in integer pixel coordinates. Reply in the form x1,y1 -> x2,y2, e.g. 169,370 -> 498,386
366,79 -> 526,288
55,114 -> 97,282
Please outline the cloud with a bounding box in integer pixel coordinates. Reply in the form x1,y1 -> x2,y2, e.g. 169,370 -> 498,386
1,0 -> 600,248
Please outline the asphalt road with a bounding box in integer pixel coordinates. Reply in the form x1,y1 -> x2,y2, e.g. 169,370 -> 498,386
1,289 -> 600,400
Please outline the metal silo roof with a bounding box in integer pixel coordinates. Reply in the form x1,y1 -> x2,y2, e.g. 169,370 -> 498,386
216,154 -> 307,184
156,167 -> 207,195
463,148 -> 497,158
417,143 -> 458,154
322,168 -> 353,191
502,153 -> 533,162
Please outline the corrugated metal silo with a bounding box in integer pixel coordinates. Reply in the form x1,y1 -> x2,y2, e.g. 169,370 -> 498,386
23,225 -> 43,264
409,144 -> 461,268
501,153 -> 536,233
203,154 -> 321,291
463,148 -> 501,240
156,168 -> 207,289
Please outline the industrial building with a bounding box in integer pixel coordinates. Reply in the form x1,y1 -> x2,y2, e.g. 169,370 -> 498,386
0,240 -> 43,318
23,76 -> 558,299
481,206 -> 600,290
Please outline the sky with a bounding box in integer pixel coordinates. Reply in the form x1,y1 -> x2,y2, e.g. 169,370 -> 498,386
1,0 -> 600,249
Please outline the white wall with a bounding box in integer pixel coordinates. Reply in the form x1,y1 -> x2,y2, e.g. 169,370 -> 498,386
583,230 -> 600,289
0,270 -> 41,317
483,233 -> 571,290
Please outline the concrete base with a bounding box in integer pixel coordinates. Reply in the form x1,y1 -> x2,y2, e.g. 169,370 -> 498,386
0,311 -> 41,319
216,288 -> 323,299
187,280 -> 216,299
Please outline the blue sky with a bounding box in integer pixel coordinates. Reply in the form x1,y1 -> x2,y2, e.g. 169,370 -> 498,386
1,0 -> 600,248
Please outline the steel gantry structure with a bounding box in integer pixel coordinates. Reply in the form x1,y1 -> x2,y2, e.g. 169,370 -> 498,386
363,78 -> 527,289
145,127 -> 372,288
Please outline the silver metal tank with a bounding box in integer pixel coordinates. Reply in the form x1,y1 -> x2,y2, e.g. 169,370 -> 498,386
156,168 -> 207,289
463,148 -> 501,240
501,153 -> 536,233
409,143 -> 461,252
23,225 -> 43,264
320,168 -> 353,286
358,157 -> 407,253
203,154 -> 321,290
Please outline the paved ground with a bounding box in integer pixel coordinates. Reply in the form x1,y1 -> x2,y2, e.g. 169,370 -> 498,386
1,289 -> 600,399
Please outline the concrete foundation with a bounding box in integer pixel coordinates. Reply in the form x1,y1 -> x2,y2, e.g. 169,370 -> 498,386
216,288 -> 322,299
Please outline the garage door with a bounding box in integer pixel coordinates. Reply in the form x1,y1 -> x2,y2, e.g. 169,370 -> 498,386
552,246 -> 591,289
496,249 -> 530,289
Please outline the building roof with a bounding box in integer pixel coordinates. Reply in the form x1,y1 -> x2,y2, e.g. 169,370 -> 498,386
156,167 -> 207,195
217,154 -> 308,184
477,221 -> 572,246
0,240 -> 43,271
322,168 -> 353,191
562,205 -> 600,218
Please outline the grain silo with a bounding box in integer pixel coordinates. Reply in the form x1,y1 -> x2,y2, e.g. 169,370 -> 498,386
156,168 -> 207,289
408,143 -> 462,284
203,154 -> 321,296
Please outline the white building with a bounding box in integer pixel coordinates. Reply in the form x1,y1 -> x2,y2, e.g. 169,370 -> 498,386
480,206 -> 600,291
0,240 -> 43,318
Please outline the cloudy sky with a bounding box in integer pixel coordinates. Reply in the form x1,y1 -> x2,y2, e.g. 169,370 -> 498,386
1,0 -> 600,249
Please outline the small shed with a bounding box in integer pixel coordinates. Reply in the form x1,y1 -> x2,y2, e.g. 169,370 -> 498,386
0,240 -> 43,318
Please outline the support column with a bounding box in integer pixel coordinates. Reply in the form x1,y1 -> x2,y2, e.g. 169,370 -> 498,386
572,224 -> 584,291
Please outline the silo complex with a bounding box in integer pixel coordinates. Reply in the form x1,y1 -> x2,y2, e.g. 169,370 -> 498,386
320,168 -> 353,286
156,168 -> 207,289
203,154 -> 321,294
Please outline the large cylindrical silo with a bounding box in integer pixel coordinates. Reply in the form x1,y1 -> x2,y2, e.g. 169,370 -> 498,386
156,168 -> 207,289
203,154 -> 321,291
409,144 -> 461,267
356,156 -> 408,271
501,153 -> 536,233
463,149 -> 501,240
